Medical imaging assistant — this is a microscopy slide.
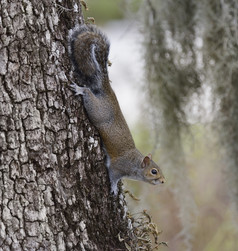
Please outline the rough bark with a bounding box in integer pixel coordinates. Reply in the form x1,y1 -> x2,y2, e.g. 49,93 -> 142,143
0,1 -> 134,250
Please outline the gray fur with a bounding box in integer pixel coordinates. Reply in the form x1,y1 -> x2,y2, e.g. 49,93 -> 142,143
69,24 -> 165,195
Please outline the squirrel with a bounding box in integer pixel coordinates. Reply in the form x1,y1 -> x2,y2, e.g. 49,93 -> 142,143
69,24 -> 165,194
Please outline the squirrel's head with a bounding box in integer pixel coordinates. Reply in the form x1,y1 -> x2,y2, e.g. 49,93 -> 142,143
141,154 -> 165,185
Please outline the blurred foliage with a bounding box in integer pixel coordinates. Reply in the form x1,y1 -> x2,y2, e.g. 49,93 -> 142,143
125,122 -> 238,251
199,0 -> 238,223
83,0 -> 142,24
141,0 -> 238,250
131,122 -> 156,157
83,0 -> 124,24
142,1 -> 199,250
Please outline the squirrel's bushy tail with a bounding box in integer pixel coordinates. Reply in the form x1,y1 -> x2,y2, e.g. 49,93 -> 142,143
69,24 -> 110,91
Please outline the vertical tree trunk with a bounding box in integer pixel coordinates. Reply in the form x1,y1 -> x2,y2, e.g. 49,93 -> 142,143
0,1 -> 135,250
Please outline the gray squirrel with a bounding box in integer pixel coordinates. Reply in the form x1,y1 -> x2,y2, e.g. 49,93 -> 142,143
69,24 -> 165,194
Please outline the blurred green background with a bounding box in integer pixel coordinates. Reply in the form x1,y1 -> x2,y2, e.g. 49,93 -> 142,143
128,124 -> 238,251
82,1 -> 238,250
83,0 -> 141,24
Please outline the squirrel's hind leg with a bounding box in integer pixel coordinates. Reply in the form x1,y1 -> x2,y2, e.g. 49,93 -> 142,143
70,82 -> 87,96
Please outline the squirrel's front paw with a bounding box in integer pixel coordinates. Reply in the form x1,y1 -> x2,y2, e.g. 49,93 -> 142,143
110,182 -> 119,196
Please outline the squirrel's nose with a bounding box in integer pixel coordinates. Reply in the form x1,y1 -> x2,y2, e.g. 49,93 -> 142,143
160,178 -> 166,184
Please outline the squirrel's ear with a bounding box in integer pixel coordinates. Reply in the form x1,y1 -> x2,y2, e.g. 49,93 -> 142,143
141,156 -> 151,168
147,153 -> 152,160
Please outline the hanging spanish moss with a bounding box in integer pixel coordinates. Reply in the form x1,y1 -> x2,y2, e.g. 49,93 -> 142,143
198,0 -> 238,223
143,1 -> 200,250
142,0 -> 238,247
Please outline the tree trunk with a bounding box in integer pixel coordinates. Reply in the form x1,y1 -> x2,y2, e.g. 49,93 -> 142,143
0,1 -> 135,250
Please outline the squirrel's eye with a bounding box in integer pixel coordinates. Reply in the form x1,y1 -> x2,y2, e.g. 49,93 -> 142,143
151,169 -> 158,175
